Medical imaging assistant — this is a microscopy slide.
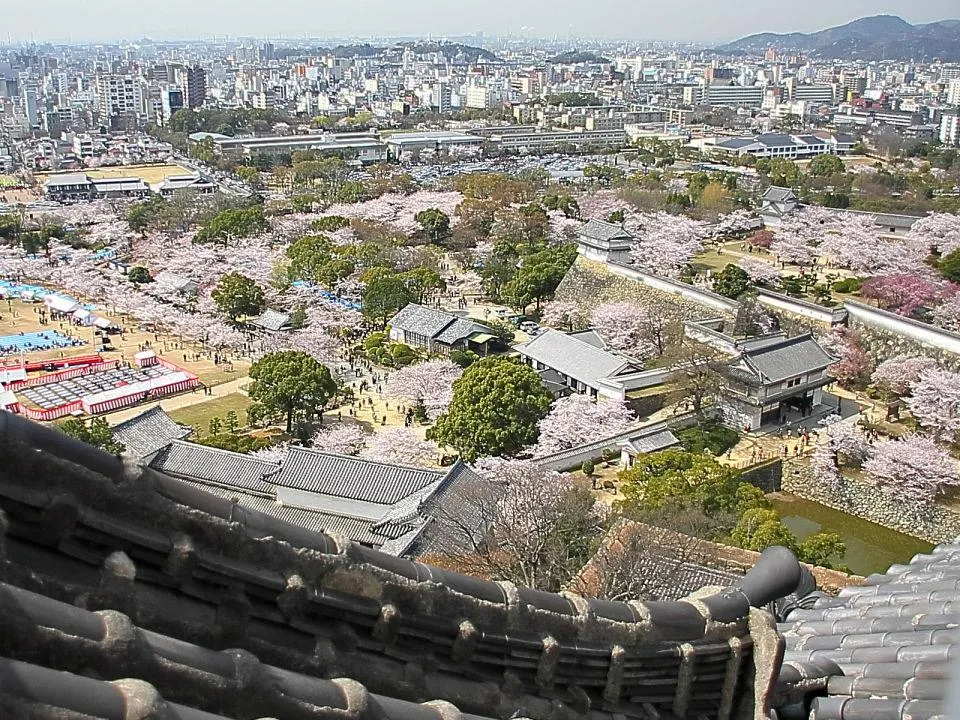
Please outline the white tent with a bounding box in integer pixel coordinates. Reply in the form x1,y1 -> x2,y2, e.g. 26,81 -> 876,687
46,295 -> 80,313
94,317 -> 116,330
73,308 -> 93,325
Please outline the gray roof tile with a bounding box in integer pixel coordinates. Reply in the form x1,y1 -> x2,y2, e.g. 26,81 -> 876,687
148,440 -> 278,495
111,406 -> 190,458
515,329 -> 638,389
389,303 -> 457,338
578,218 -> 633,243
739,334 -> 835,383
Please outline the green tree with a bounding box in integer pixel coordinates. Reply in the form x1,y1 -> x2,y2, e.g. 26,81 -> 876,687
363,275 -> 415,328
209,416 -> 223,436
414,208 -> 451,244
315,258 -> 356,287
211,272 -> 265,324
731,508 -> 797,553
767,158 -> 800,187
311,215 -> 350,232
607,209 -> 625,223
938,249 -> 960,283
127,266 -> 152,284
57,417 -> 125,455
289,305 -> 307,329
503,245 -> 578,312
712,264 -> 751,299
286,234 -> 332,282
798,532 -> 846,568
428,357 -> 553,461
126,195 -> 168,232
235,165 -> 262,186
809,154 -> 845,177
194,206 -> 268,245
224,410 -> 239,433
248,351 -> 338,432
400,267 -> 446,304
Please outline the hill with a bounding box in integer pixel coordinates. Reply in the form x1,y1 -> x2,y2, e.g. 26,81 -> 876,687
548,50 -> 612,64
718,15 -> 960,60
403,42 -> 500,63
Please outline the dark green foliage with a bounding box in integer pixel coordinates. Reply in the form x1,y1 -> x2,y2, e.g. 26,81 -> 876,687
938,249 -> 960,283
194,206 -> 268,245
450,349 -> 480,368
127,266 -> 152,284
676,424 -> 740,456
57,417 -> 125,455
197,433 -> 276,453
712,264 -> 751,299
211,272 -> 265,324
429,357 -> 553,461
311,215 -> 350,232
248,351 -> 339,432
831,277 -> 863,293
363,275 -> 415,327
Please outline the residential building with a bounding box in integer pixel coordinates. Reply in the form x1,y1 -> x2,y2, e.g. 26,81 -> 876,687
95,73 -> 142,127
941,110 -> 960,146
387,304 -> 495,355
159,85 -> 184,124
184,65 -> 206,108
685,84 -> 765,107
948,78 -> 960,106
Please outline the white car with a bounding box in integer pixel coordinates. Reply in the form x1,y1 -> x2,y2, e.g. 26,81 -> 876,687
519,321 -> 539,333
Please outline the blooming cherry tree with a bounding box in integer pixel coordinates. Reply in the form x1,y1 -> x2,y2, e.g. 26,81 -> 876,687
714,209 -> 756,237
736,256 -> 781,286
810,415 -> 872,487
908,213 -> 960,256
905,368 -> 960,442
534,394 -> 636,456
871,355 -> 938,396
863,435 -> 960,503
628,213 -> 709,277
590,301 -> 658,359
932,294 -> 960,333
384,359 -> 463,420
860,274 -> 943,316
539,299 -> 585,331
312,423 -> 368,456
361,427 -> 439,467
249,444 -> 290,464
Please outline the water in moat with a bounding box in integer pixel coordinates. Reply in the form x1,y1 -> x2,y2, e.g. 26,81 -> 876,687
770,493 -> 934,576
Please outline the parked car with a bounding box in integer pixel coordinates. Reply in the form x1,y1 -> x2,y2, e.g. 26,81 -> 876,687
519,321 -> 539,333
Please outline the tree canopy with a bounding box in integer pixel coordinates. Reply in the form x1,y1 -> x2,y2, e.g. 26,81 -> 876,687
57,417 -> 125,455
248,351 -> 339,432
429,357 -> 553,461
211,272 -> 265,324
712,263 -> 751,299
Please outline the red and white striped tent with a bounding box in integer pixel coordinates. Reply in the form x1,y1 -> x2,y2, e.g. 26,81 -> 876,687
80,371 -> 199,415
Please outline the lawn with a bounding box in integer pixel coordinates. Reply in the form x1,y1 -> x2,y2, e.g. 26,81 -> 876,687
169,393 -> 252,433
37,164 -> 192,185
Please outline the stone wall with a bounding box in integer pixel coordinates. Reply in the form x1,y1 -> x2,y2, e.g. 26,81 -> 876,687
555,256 -> 738,326
845,301 -> 960,371
780,458 -> 960,544
740,459 -> 782,493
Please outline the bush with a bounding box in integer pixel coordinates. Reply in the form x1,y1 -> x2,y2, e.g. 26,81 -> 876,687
676,424 -> 740,456
197,433 -> 276,453
128,266 -> 152,283
581,459 -> 595,476
450,349 -> 480,368
311,215 -> 350,232
831,277 -> 863,294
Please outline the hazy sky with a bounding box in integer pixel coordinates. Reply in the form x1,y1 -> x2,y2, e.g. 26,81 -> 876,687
4,0 -> 958,44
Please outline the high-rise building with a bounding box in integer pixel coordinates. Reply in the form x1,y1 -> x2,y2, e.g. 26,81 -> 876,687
160,86 -> 185,123
95,73 -> 142,127
940,110 -> 960,146
21,86 -> 39,128
948,78 -> 960,106
185,66 -> 206,109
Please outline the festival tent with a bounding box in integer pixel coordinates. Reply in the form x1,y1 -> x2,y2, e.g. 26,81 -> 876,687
0,368 -> 27,384
45,295 -> 80,314
80,371 -> 197,415
73,308 -> 94,325
94,317 -> 117,330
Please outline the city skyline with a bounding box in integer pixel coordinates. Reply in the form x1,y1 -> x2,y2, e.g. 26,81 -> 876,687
4,0 -> 958,45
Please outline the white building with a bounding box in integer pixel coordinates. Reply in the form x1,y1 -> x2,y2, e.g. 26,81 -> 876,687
941,111 -> 960,146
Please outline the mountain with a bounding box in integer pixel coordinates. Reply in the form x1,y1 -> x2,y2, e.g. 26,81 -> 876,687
402,42 -> 500,64
547,50 -> 612,64
718,15 -> 960,60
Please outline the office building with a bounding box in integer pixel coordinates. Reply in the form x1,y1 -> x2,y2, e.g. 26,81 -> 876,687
941,111 -> 960,146
185,66 -> 206,109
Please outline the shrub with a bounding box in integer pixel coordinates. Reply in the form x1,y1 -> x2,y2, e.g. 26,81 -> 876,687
676,424 -> 740,456
831,277 -> 863,294
582,459 -> 595,476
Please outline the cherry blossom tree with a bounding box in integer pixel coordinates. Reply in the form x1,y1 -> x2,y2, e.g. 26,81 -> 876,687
871,355 -> 938,396
908,213 -> 960,256
905,367 -> 960,442
860,274 -> 942,316
863,435 -> 960,503
312,423 -> 368,455
932,294 -> 960,333
539,299 -> 586,331
249,444 -> 289,464
361,427 -> 439,467
324,190 -> 464,235
384,359 -> 463,420
822,329 -> 872,388
736,256 -> 781,286
714,209 -> 756,237
810,415 -> 872,487
628,213 -> 709,277
590,301 -> 658,359
576,189 -> 622,221
534,394 -> 636,456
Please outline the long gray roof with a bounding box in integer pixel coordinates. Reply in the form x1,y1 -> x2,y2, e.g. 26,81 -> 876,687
148,440 -> 278,495
249,308 -> 291,331
515,329 -> 636,389
110,405 -> 190,458
268,446 -> 444,504
579,218 -> 633,243
739,334 -> 835,384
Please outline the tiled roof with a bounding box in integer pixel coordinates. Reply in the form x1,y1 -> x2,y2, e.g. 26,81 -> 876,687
269,446 -> 444,504
622,428 -> 680,455
434,316 -> 490,345
388,303 -> 457,338
249,308 -> 291,331
739,334 -> 835,383
110,405 -> 190,458
778,541 -> 960,720
579,218 -> 633,243
0,410 -> 834,720
762,186 -> 798,203
515,329 -> 635,389
148,440 -> 278,496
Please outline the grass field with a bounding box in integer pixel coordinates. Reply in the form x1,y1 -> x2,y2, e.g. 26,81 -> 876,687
37,164 -> 192,185
168,393 -> 252,433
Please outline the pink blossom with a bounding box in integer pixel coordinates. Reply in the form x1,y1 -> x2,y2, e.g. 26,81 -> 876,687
811,415 -> 872,487
360,427 -> 439,467
627,212 -> 709,277
384,359 -> 463,419
905,367 -> 960,442
863,435 -> 960,503
860,274 -> 942,316
736,256 -> 780,286
540,300 -> 585,331
590,301 -> 658,359
312,423 -> 368,455
871,355 -> 938,395
534,394 -> 636,456
932,294 -> 960,333
908,213 -> 960,256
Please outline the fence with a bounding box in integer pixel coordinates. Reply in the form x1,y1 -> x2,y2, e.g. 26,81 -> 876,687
3,360 -> 119,392
21,400 -> 83,422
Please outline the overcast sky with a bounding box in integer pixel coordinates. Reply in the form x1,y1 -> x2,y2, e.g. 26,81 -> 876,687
4,0 -> 958,44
